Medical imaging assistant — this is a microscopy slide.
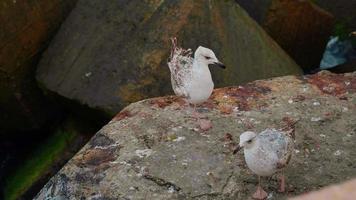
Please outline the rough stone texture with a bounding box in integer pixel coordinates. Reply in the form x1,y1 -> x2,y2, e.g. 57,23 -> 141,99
36,0 -> 301,116
35,71 -> 356,200
0,0 -> 77,132
236,0 -> 334,72
290,178 -> 356,200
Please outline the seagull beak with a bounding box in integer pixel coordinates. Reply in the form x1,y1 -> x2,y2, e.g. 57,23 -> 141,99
233,144 -> 241,154
213,61 -> 226,69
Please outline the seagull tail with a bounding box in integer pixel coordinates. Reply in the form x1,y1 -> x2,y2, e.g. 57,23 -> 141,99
170,37 -> 178,60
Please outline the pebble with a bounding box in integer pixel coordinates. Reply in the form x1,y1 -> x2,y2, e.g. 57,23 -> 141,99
311,117 -> 322,122
334,150 -> 342,156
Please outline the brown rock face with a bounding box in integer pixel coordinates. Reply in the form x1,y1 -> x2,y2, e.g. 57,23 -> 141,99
236,0 -> 335,72
0,0 -> 77,132
35,71 -> 356,199
36,0 -> 301,116
264,0 -> 334,72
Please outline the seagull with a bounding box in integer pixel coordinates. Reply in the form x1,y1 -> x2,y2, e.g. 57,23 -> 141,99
238,128 -> 294,199
167,38 -> 225,111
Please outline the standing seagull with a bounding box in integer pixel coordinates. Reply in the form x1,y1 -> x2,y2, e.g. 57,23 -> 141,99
238,128 -> 294,199
168,38 -> 225,114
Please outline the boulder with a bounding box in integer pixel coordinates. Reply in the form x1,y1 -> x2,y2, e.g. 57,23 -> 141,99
35,71 -> 356,200
236,0 -> 334,72
0,0 -> 77,132
36,0 -> 301,116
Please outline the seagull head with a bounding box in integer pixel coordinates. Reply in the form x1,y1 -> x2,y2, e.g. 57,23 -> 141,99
239,131 -> 257,149
194,46 -> 226,69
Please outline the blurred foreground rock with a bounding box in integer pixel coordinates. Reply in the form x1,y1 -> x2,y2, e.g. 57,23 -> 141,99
290,178 -> 356,200
236,0 -> 334,72
0,0 -> 77,132
36,0 -> 301,116
35,71 -> 356,200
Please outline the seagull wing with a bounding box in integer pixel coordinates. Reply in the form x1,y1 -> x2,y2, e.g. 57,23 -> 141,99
167,38 -> 193,98
259,129 -> 294,169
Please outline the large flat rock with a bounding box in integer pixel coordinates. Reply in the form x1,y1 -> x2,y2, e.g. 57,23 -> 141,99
35,71 -> 356,199
36,0 -> 301,115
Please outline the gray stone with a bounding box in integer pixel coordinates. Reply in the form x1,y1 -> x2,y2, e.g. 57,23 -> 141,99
35,71 -> 356,199
36,0 -> 301,116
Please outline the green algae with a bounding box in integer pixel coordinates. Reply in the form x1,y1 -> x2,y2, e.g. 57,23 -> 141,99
3,129 -> 76,200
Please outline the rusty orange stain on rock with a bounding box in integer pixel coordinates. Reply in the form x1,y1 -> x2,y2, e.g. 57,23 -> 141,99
149,96 -> 185,108
218,104 -> 233,114
307,72 -> 356,96
212,83 -> 271,111
73,147 -> 119,167
113,110 -> 132,121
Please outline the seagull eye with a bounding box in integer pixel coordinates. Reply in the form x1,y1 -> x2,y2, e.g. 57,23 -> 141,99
247,139 -> 252,144
204,56 -> 211,60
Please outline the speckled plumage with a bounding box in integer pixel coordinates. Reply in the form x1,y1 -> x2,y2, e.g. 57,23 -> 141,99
167,38 -> 223,104
240,128 -> 294,177
167,38 -> 194,99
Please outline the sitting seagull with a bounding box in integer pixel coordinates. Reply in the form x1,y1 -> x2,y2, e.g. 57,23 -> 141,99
167,38 -> 225,107
167,38 -> 225,130
238,128 -> 294,199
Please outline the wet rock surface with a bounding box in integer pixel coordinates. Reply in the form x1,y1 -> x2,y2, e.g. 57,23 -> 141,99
35,71 -> 356,199
36,0 -> 301,116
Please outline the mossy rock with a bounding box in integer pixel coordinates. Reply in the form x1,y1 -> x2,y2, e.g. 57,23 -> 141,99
2,117 -> 90,200
36,0 -> 302,116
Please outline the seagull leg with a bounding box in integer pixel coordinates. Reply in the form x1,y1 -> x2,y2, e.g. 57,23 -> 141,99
191,104 -> 202,119
189,104 -> 212,131
252,176 -> 268,200
278,173 -> 286,193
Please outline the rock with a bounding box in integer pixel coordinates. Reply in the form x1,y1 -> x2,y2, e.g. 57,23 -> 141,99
328,60 -> 356,74
235,0 -> 272,23
290,179 -> 356,200
236,0 -> 334,72
35,71 -> 356,199
0,0 -> 77,132
36,0 -> 302,116
264,0 -> 334,72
